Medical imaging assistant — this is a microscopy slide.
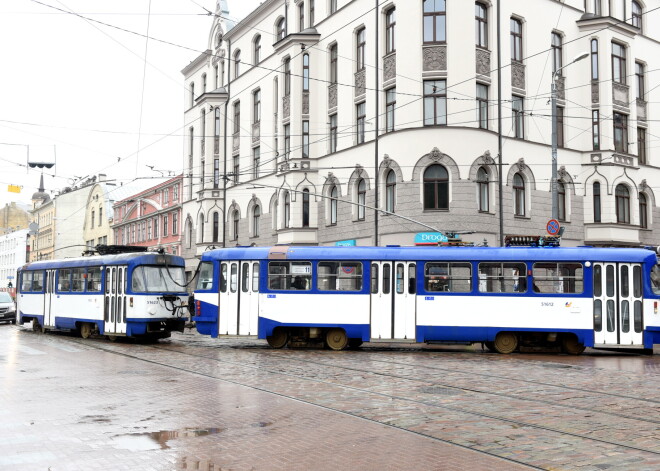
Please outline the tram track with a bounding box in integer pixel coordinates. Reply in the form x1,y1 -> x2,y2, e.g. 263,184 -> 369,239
65,335 -> 660,465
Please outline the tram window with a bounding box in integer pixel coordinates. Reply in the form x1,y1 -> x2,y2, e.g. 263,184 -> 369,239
105,268 -> 111,294
268,261 -> 312,290
87,267 -> 102,292
593,299 -> 602,332
230,264 -> 238,293
32,271 -> 43,291
58,269 -> 72,292
317,261 -> 363,291
633,266 -> 642,298
593,265 -> 602,297
634,300 -> 642,333
396,264 -> 404,294
620,266 -> 629,298
241,263 -> 249,292
408,264 -> 416,294
651,265 -> 660,295
425,262 -> 471,292
383,264 -> 391,294
371,264 -> 379,294
478,262 -> 527,293
21,271 -> 32,292
131,266 -> 185,292
606,265 -> 615,297
621,301 -> 630,333
252,263 -> 260,292
532,263 -> 583,294
197,262 -> 215,290
220,263 -> 228,293
71,268 -> 85,292
606,299 -> 615,332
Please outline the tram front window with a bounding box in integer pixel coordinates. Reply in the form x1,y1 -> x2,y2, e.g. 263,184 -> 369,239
651,264 -> 660,295
197,262 -> 214,290
132,265 -> 185,293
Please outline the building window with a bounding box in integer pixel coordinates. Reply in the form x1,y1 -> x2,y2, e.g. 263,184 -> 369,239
284,124 -> 291,158
329,114 -> 338,153
477,166 -> 489,212
632,1 -> 642,29
513,172 -> 525,216
356,102 -> 366,144
591,39 -> 599,80
190,82 -> 195,107
234,50 -> 241,78
284,58 -> 291,96
147,219 -> 152,239
233,155 -> 239,183
253,205 -> 261,237
303,53 -> 310,91
202,73 -> 207,94
187,220 -> 193,248
593,182 -> 601,223
198,214 -> 204,243
475,2 -> 487,48
423,164 -> 449,210
253,146 -> 260,179
214,64 -> 219,89
357,178 -> 366,221
163,215 -> 169,237
284,191 -> 291,228
233,101 -> 240,135
302,189 -> 310,227
189,127 -> 194,157
212,212 -> 219,242
356,28 -> 366,70
214,108 -> 221,153
299,2 -> 305,31
214,159 -> 220,188
330,0 -> 337,14
302,121 -> 310,158
276,18 -> 286,41
154,216 -> 159,238
639,193 -> 648,228
330,44 -> 338,84
558,182 -> 566,222
635,62 -> 645,100
386,88 -> 396,132
386,170 -> 396,213
233,211 -> 240,240
253,89 -> 261,124
91,210 -> 95,228
612,42 -> 626,84
510,18 -> 522,62
386,8 -> 396,54
476,83 -> 488,129
424,80 -> 447,126
173,212 -> 178,235
637,127 -> 646,165
330,186 -> 338,225
616,184 -> 630,224
592,110 -> 600,150
423,0 -> 446,44
557,106 -> 564,148
310,0 -> 315,26
613,112 -> 628,153
551,32 -> 562,75
512,95 -> 524,138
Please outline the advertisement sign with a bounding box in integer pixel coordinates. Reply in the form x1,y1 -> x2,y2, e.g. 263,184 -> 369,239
335,240 -> 357,247
414,232 -> 449,246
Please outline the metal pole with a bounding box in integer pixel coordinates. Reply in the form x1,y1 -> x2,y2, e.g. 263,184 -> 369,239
497,0 -> 504,246
373,0 -> 379,247
551,76 -> 558,220
222,39 -> 231,248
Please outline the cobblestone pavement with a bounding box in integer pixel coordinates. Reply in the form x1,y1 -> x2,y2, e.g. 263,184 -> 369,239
1,325 -> 659,471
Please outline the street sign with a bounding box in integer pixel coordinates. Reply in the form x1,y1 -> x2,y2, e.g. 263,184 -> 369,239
546,219 -> 561,236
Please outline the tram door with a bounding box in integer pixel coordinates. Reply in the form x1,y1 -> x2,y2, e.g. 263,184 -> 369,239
43,269 -> 56,327
370,261 -> 417,340
238,262 -> 260,336
104,266 -> 127,335
593,263 -> 644,346
219,262 -> 239,335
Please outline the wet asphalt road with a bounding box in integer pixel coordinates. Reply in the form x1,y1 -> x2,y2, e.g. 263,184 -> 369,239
1,323 -> 660,471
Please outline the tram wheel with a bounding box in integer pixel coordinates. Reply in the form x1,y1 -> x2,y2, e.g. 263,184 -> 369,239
32,319 -> 42,333
325,328 -> 348,351
561,335 -> 585,355
106,335 -> 118,342
348,338 -> 364,349
79,323 -> 93,339
493,332 -> 518,354
266,328 -> 289,349
484,341 -> 496,352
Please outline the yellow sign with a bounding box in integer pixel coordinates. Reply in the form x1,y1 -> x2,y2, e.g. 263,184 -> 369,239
8,185 -> 21,193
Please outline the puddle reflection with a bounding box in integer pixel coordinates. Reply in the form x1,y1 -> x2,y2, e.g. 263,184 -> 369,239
113,427 -> 222,451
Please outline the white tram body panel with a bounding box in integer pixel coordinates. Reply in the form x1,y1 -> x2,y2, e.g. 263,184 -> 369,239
259,293 -> 370,326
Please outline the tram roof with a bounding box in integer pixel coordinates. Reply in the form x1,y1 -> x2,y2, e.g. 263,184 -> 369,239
20,252 -> 185,271
200,246 -> 658,264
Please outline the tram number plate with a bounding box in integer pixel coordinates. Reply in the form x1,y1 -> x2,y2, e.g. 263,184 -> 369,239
425,296 -> 435,301
541,302 -> 554,307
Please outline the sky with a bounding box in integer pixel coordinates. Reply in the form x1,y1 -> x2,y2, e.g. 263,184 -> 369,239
0,0 -> 257,209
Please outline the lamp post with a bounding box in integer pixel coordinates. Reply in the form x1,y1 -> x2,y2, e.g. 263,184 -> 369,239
551,52 -> 589,220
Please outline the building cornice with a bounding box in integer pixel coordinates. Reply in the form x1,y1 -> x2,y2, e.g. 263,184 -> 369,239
576,16 -> 639,38
224,0 -> 280,41
181,50 -> 212,77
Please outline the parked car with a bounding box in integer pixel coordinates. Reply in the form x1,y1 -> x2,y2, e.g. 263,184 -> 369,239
0,292 -> 16,324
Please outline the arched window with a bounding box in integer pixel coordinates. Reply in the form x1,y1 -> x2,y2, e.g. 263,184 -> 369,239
234,50 -> 241,78
386,170 -> 396,213
254,35 -> 261,64
330,186 -> 338,225
477,167 -> 489,212
357,179 -> 366,220
202,73 -> 207,93
302,189 -> 310,227
513,172 -> 525,216
284,58 -> 291,96
276,17 -> 286,41
423,164 -> 449,210
632,1 -> 642,29
186,219 -> 193,248
593,181 -> 601,223
212,212 -> 219,242
639,193 -> 648,228
558,182 -> 566,222
253,205 -> 261,237
302,53 -> 310,91
198,213 -> 205,243
615,184 -> 630,224
284,191 -> 291,228
233,210 -> 240,240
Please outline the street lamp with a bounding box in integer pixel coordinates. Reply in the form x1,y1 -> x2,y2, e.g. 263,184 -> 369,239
551,51 -> 589,220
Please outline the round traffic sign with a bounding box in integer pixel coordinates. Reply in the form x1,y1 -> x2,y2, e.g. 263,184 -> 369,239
546,219 -> 560,236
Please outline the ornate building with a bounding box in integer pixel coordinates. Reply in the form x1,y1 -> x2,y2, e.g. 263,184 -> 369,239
181,0 -> 660,253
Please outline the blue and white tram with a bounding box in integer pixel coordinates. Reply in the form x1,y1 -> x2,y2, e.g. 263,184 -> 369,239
18,252 -> 189,340
192,246 -> 660,353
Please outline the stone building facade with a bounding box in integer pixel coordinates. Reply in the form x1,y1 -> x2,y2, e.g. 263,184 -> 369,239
180,0 -> 660,253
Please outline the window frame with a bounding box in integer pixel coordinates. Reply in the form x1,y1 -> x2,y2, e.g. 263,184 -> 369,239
639,193 -> 648,229
593,181 -> 602,223
385,88 -> 396,132
510,18 -> 523,62
357,178 -> 366,221
317,261 -> 364,292
423,164 -> 449,211
612,42 -> 626,85
477,166 -> 489,213
512,95 -> 524,139
637,127 -> 646,165
385,169 -> 396,213
356,27 -> 366,71
356,102 -> 366,144
513,172 -> 526,217
551,32 -> 563,75
423,79 -> 447,126
613,112 -> 628,153
615,184 -> 631,224
423,0 -> 447,44
386,8 -> 396,54
424,262 -> 472,293
475,2 -> 488,49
